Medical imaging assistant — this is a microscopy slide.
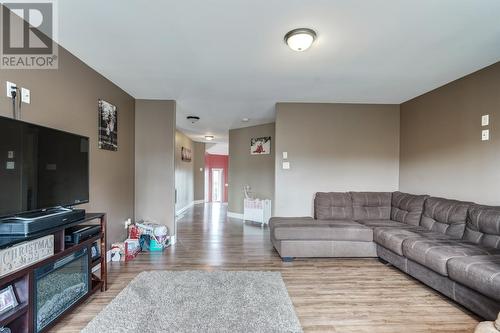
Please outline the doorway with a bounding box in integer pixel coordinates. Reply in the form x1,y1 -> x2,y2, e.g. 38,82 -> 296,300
211,168 -> 223,202
205,153 -> 228,203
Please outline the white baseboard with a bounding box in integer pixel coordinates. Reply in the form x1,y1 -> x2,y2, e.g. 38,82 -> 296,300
176,202 -> 194,216
227,211 -> 244,219
176,199 -> 206,216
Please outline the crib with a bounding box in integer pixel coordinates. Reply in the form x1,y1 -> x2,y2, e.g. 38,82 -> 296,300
243,198 -> 272,226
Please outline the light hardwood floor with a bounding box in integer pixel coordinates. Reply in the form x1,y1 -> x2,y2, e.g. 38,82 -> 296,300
53,203 -> 479,333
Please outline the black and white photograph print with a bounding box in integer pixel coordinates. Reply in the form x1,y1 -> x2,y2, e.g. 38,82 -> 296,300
98,99 -> 118,151
250,136 -> 271,155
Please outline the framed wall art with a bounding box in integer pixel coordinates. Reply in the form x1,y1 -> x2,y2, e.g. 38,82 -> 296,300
98,99 -> 118,151
250,137 -> 271,155
181,147 -> 192,162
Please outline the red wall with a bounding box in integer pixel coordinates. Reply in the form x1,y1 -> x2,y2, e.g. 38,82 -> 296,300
205,154 -> 229,202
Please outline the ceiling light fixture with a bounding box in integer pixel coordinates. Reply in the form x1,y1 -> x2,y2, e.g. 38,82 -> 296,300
187,116 -> 200,124
242,118 -> 250,122
205,135 -> 214,141
284,28 -> 316,52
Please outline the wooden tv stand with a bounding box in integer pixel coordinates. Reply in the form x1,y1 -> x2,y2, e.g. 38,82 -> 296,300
0,213 -> 107,333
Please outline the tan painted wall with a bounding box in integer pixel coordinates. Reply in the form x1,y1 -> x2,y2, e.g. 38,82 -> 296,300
0,47 -> 135,247
400,62 -> 500,205
275,103 -> 400,216
228,123 -> 275,214
175,131 -> 194,213
135,100 -> 176,235
193,142 -> 206,202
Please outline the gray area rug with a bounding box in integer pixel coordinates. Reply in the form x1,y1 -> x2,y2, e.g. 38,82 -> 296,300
82,271 -> 303,333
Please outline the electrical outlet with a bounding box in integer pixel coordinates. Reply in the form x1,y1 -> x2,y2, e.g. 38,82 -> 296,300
481,115 -> 489,127
482,129 -> 490,141
6,161 -> 15,170
6,81 -> 16,98
282,161 -> 290,170
21,87 -> 30,104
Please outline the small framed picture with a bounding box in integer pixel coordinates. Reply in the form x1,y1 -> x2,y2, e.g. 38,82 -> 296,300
250,136 -> 271,155
91,242 -> 101,260
0,285 -> 19,315
181,147 -> 192,162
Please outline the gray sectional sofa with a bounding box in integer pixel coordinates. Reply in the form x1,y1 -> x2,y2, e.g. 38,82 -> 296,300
269,191 -> 500,320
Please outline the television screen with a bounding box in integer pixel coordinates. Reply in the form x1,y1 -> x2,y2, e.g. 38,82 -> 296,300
0,116 -> 89,218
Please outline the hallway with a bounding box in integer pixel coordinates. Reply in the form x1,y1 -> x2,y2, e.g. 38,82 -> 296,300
54,203 -> 478,332
170,203 -> 276,266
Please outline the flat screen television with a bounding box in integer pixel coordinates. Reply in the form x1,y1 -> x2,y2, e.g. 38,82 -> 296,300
0,116 -> 89,218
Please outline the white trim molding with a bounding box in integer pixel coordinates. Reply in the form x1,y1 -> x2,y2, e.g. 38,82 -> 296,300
227,211 -> 244,220
176,201 -> 194,216
176,200 -> 206,216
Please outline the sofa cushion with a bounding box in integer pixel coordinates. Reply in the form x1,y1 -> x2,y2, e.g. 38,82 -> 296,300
391,191 -> 428,226
402,238 -> 500,276
272,220 -> 373,242
420,197 -> 471,238
374,227 -> 452,256
351,192 -> 392,220
357,219 -> 413,228
463,204 -> 500,249
314,192 -> 353,220
447,255 -> 500,302
269,216 -> 313,229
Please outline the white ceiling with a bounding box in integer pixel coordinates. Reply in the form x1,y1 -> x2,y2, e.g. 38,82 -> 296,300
57,0 -> 500,143
206,143 -> 229,156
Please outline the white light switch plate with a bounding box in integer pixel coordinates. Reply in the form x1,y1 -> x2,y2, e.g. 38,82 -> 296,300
282,161 -> 290,170
6,81 -> 16,97
282,152 -> 288,159
21,87 -> 30,104
482,129 -> 490,141
7,151 -> 14,159
481,115 -> 489,126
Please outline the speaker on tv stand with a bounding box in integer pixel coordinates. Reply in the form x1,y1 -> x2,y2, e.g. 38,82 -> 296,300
0,207 -> 86,236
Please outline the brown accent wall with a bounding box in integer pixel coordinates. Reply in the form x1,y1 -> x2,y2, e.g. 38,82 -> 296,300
135,100 -> 176,235
175,130 -> 194,213
193,142 -> 206,202
0,47 -> 135,247
400,62 -> 500,204
275,103 -> 400,216
228,123 -> 275,214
